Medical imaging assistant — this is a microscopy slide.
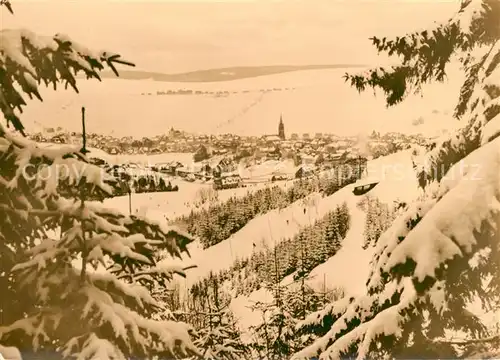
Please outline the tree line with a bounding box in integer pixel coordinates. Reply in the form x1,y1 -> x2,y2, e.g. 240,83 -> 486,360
189,202 -> 350,300
178,167 -> 360,249
357,195 -> 402,250
155,263 -> 343,360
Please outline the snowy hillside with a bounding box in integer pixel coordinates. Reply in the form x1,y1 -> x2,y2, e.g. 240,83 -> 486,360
175,190 -> 338,287
228,150 -> 421,331
101,150 -> 416,283
99,149 -> 419,334
104,177 -> 291,220
303,151 -> 421,293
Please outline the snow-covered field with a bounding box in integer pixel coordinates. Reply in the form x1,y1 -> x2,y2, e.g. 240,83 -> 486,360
40,142 -> 194,166
22,68 -> 463,138
98,152 -> 195,166
240,159 -> 297,180
104,177 -> 291,220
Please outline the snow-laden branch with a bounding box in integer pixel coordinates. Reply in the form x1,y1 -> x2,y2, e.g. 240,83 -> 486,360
344,0 -> 497,107
0,28 -> 134,135
415,40 -> 500,190
293,135 -> 500,360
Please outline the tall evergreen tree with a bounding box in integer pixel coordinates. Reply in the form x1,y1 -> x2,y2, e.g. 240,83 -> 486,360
0,4 -> 199,359
190,274 -> 250,360
293,1 -> 500,359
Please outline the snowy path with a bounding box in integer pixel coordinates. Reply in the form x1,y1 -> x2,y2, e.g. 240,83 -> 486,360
300,150 -> 420,296
303,194 -> 372,296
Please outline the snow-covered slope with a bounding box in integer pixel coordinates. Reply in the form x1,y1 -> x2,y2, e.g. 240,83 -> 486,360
178,188 -> 343,287
104,177 -> 292,221
104,149 -> 418,288
100,150 -> 421,335
302,151 -> 420,295
365,149 -> 422,204
229,150 -> 421,331
301,194 -> 370,296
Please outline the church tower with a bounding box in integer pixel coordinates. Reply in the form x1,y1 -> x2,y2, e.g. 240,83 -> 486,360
278,113 -> 285,140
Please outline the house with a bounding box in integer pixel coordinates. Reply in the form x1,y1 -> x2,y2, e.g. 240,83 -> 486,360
192,162 -> 212,180
266,147 -> 281,160
51,134 -> 67,144
212,158 -> 235,177
352,177 -> 379,196
295,165 -> 315,179
271,160 -> 296,181
301,154 -> 316,165
157,161 -> 183,174
263,135 -> 281,142
89,157 -> 107,167
176,166 -> 194,178
213,173 -> 242,190
185,173 -> 196,182
198,162 -> 212,174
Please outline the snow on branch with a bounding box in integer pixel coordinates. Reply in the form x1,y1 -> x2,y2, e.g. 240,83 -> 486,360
0,131 -> 196,254
0,133 -> 199,358
1,262 -> 200,358
296,296 -> 353,334
344,0 -> 498,107
366,200 -> 436,291
12,197 -> 196,286
0,28 -> 134,135
0,132 -> 118,205
62,334 -> 126,360
75,285 -> 199,358
293,136 -> 500,360
414,41 -> 499,190
0,345 -> 21,360
0,0 -> 13,13
383,136 -> 500,282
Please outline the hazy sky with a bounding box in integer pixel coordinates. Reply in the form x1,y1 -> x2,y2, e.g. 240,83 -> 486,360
2,0 -> 461,73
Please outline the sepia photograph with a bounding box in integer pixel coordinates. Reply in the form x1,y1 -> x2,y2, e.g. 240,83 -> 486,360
0,0 -> 499,359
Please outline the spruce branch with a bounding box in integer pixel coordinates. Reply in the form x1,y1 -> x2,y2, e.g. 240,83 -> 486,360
435,334 -> 500,346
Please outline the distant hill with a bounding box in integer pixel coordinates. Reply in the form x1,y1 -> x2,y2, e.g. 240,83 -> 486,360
90,64 -> 366,83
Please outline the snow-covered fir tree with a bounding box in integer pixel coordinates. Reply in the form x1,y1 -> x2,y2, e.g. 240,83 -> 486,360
189,275 -> 250,360
0,4 -> 199,359
249,280 -> 339,360
191,307 -> 249,360
362,195 -> 398,250
171,272 -> 250,360
249,299 -> 299,360
293,0 -> 500,359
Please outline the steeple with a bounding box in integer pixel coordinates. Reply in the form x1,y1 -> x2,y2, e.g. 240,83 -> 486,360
278,113 -> 285,140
